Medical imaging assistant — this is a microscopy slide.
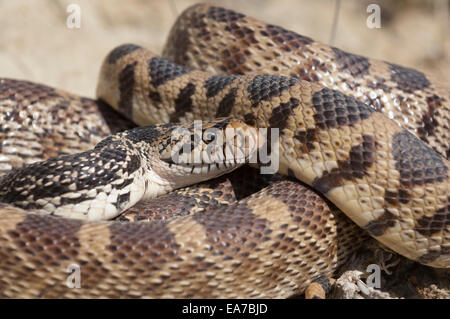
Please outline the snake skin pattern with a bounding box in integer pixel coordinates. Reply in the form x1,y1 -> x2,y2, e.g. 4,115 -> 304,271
117,166 -> 287,222
0,179 -> 363,298
0,78 -> 135,175
97,40 -> 449,268
0,4 -> 449,298
163,4 -> 450,159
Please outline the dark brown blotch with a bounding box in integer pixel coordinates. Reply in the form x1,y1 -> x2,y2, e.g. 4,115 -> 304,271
204,75 -> 237,98
391,130 -> 448,187
96,99 -> 137,134
331,47 -> 371,78
247,75 -> 299,107
169,83 -> 196,122
388,63 -> 430,93
311,135 -> 376,194
363,210 -> 396,237
148,57 -> 190,87
415,202 -> 449,237
215,87 -> 237,117
311,88 -> 376,130
4,213 -> 82,287
294,128 -> 318,153
384,188 -> 411,205
108,220 -> 178,269
417,94 -> 443,139
243,113 -> 257,126
118,61 -> 137,119
106,44 -> 142,64
126,154 -> 141,175
192,201 -> 268,265
268,98 -> 300,131
149,90 -> 161,104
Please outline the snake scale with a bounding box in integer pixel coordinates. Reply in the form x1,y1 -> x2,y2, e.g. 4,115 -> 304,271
0,4 -> 448,298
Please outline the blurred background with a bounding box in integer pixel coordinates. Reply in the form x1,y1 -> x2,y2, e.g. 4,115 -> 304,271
0,0 -> 449,97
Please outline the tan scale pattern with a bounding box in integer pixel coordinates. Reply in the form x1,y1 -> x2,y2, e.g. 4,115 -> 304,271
118,170 -> 239,222
98,42 -> 449,268
0,78 -> 134,175
0,180 -> 363,298
118,166 -> 284,222
163,4 -> 450,159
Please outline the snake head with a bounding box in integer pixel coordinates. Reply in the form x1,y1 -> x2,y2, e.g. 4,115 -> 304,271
153,118 -> 263,189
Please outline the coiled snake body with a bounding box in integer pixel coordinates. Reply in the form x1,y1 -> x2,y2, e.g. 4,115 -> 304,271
0,4 -> 448,298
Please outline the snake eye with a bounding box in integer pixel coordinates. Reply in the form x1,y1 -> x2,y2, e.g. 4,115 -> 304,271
203,131 -> 216,144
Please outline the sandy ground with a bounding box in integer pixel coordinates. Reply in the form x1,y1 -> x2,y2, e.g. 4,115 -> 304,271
0,0 -> 449,97
0,0 -> 449,299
